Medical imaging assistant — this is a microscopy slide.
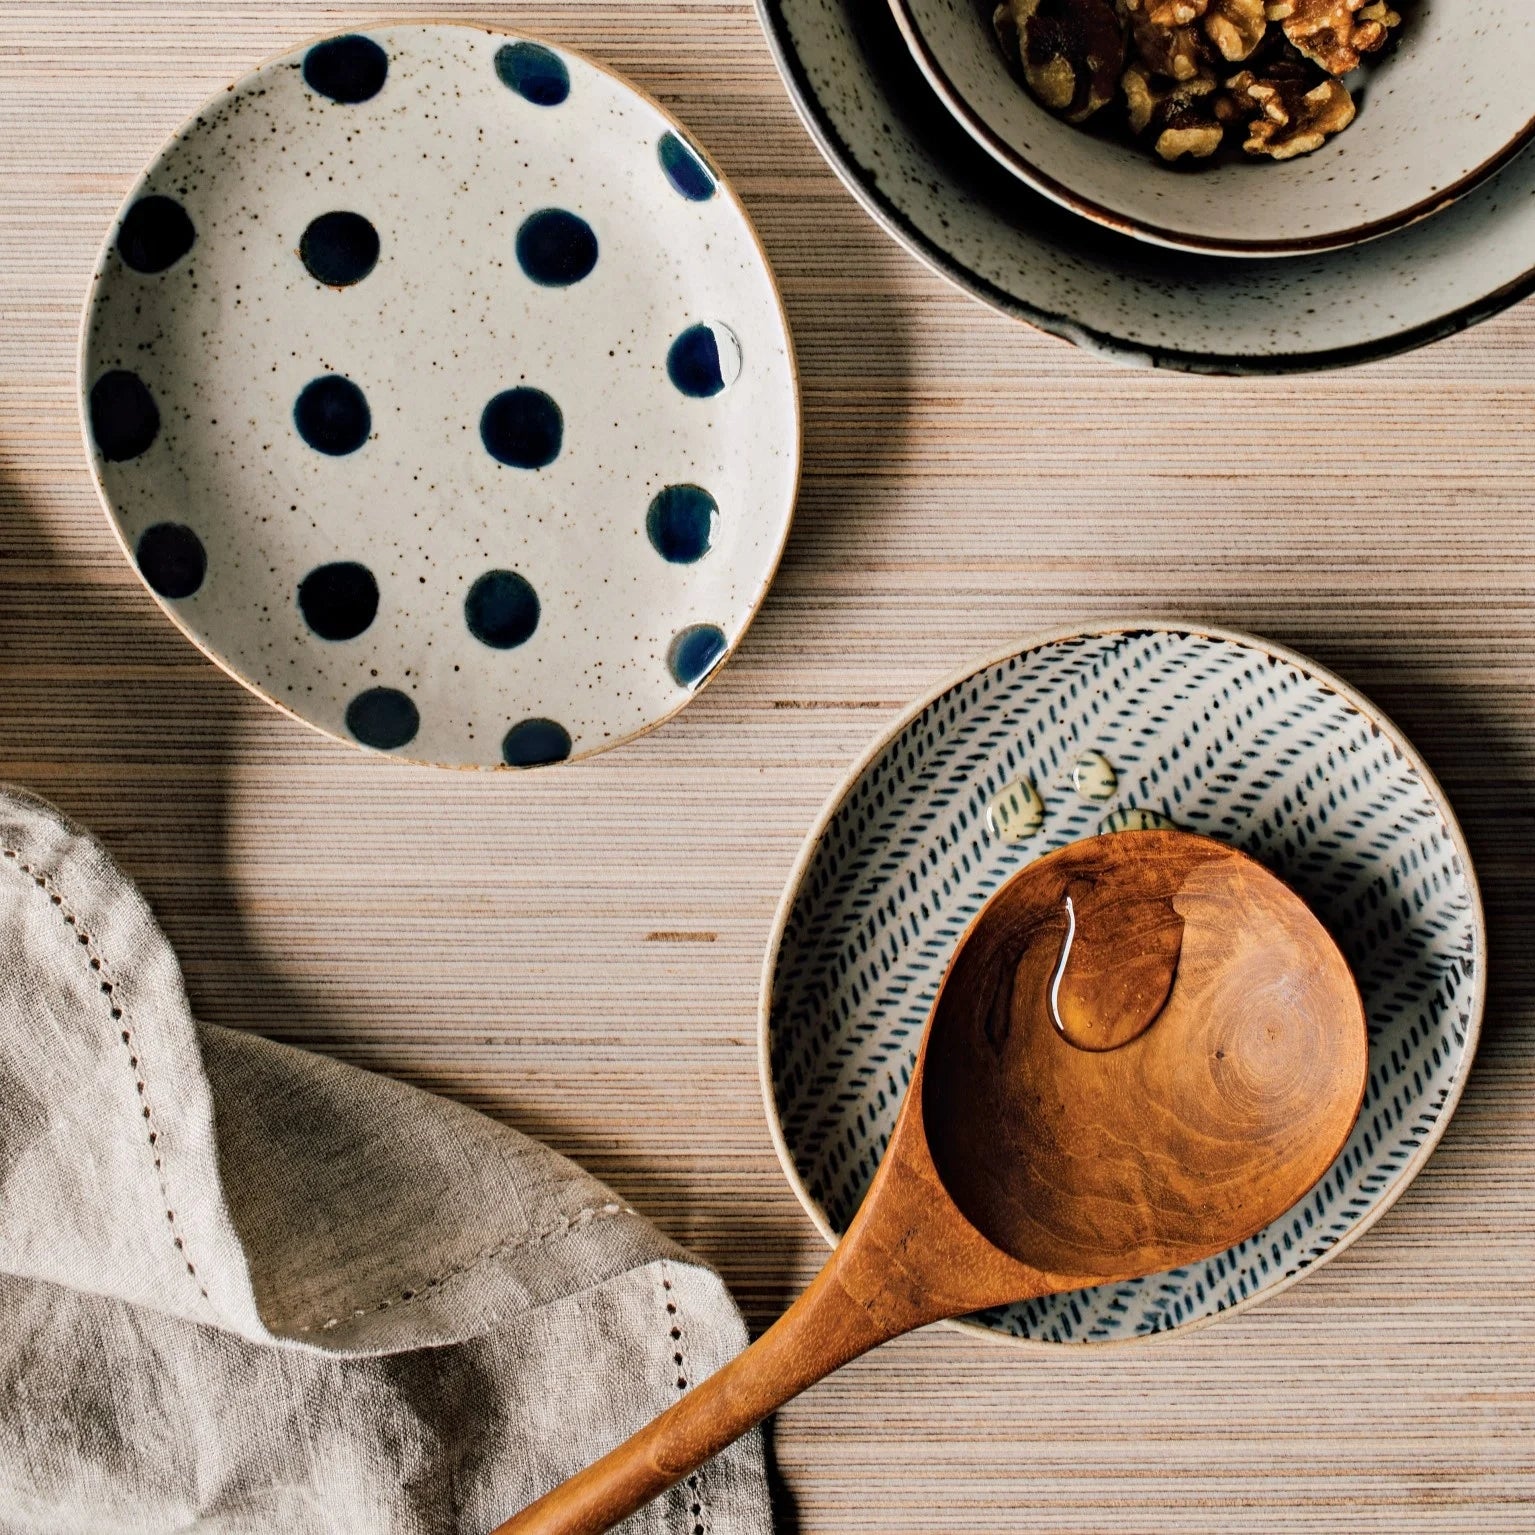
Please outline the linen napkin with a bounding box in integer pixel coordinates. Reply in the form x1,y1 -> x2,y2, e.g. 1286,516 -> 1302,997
0,784 -> 770,1535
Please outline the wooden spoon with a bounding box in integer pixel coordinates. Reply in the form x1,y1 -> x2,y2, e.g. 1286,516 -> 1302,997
491,830 -> 1368,1535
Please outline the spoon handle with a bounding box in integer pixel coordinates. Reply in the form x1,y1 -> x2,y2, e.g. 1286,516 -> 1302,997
486,1253 -> 902,1535
488,1066 -> 1053,1535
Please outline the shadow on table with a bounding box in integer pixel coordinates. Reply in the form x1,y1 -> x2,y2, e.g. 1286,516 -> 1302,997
0,455 -> 334,1043
1368,667 -> 1532,1059
0,434 -> 839,1529
762,1415 -> 801,1535
770,261 -> 915,579
1293,636 -> 1531,1054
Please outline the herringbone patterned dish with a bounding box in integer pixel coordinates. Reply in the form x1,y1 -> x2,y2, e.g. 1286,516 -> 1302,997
763,625 -> 1484,1345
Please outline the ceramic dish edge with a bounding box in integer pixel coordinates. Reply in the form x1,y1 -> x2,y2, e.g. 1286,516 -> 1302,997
753,0 -> 1535,374
77,20 -> 802,770
756,619 -> 1488,1350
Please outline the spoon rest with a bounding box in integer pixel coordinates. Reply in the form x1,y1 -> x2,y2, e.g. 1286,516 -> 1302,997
765,624 -> 1484,1346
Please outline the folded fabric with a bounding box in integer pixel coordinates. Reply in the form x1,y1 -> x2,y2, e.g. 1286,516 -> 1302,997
0,785 -> 770,1535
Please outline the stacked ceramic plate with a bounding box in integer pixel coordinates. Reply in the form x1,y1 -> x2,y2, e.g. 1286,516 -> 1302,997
756,0 -> 1535,369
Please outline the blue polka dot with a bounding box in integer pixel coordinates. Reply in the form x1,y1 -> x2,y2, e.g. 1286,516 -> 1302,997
465,569 -> 539,649
494,41 -> 570,105
346,687 -> 418,751
294,375 -> 370,455
303,35 -> 388,103
516,209 -> 597,288
668,624 -> 727,687
89,371 -> 160,461
480,388 -> 562,468
647,485 -> 717,564
667,323 -> 740,398
136,523 -> 205,599
117,195 -> 196,273
658,132 -> 715,202
298,561 -> 378,640
502,717 -> 572,767
300,211 -> 380,286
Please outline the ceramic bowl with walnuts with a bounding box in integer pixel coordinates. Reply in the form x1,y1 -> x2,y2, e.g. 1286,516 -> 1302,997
886,0 -> 1535,255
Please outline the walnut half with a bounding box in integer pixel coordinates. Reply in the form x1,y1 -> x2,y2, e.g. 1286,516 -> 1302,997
994,0 -> 1127,123
1265,0 -> 1400,76
1225,65 -> 1356,158
1123,63 -> 1225,159
1120,0 -> 1212,82
1204,0 -> 1268,61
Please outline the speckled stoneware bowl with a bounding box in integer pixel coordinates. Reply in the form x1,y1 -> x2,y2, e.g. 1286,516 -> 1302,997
890,0 -> 1535,256
81,24 -> 798,768
757,0 -> 1535,369
761,625 -> 1485,1345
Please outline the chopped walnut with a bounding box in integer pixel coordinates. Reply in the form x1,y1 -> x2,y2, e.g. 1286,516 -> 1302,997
1140,23 -> 1209,79
1120,0 -> 1211,81
1123,62 -> 1225,159
1204,0 -> 1268,61
994,0 -> 1394,165
1213,36 -> 1311,123
1225,64 -> 1356,157
1124,0 -> 1207,24
994,0 -> 1128,122
1264,0 -> 1399,75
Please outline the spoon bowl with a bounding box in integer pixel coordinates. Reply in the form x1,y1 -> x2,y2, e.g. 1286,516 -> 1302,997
492,830 -> 1367,1535
926,832 -> 1367,1281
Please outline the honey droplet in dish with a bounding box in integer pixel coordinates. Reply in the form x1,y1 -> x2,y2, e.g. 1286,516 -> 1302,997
1072,751 -> 1118,801
988,777 -> 1045,843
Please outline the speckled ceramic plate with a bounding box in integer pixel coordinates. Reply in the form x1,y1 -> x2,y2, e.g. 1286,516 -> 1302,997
80,23 -> 799,767
761,625 -> 1485,1345
757,0 -> 1535,370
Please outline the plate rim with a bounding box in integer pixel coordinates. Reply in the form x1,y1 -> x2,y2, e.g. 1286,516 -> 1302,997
756,620 -> 1488,1349
754,0 -> 1535,374
886,0 -> 1535,260
77,19 -> 802,772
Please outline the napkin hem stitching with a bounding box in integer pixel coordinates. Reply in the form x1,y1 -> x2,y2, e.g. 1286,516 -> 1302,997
293,1200 -> 637,1334
1,843 -> 212,1306
662,1259 -> 711,1535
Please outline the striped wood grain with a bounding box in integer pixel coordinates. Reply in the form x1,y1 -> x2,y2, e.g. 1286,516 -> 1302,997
1,2 -> 1532,1530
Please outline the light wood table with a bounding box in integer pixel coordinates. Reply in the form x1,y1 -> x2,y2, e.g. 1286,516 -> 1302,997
3,3 -> 1532,1530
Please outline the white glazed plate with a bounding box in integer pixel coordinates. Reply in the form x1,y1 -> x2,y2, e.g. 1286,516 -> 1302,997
761,626 -> 1485,1344
890,0 -> 1535,256
757,0 -> 1535,370
81,24 -> 799,768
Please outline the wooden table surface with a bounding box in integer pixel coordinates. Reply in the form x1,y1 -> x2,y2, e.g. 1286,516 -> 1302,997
4,3 -> 1533,1530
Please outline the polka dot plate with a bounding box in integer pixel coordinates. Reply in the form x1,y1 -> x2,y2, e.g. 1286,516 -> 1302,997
80,24 -> 799,767
761,626 -> 1485,1346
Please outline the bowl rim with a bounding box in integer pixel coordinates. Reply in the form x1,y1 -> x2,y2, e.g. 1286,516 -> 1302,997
888,0 -> 1535,259
756,620 -> 1489,1351
76,18 -> 802,773
754,0 -> 1535,372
